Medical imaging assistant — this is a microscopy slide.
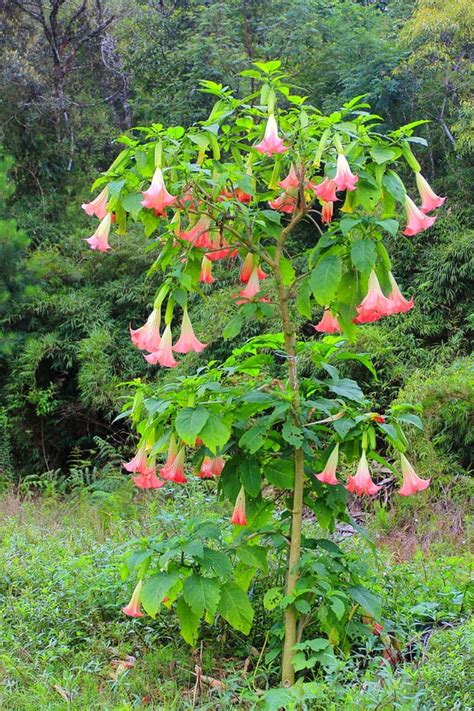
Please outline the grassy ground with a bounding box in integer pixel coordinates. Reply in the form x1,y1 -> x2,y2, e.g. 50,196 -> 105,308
0,488 -> 472,710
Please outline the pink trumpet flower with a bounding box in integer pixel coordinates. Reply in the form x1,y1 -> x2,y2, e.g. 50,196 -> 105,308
346,451 -> 381,496
160,446 -> 187,483
85,212 -> 112,252
415,173 -> 446,213
240,253 -> 266,282
237,267 -> 261,302
316,444 -> 340,485
199,256 -> 215,283
219,188 -> 252,204
269,192 -> 297,213
122,579 -> 144,618
321,201 -> 333,224
198,456 -> 225,479
180,215 -> 212,248
141,167 -> 177,215
255,114 -> 288,156
82,187 -> 109,219
334,154 -> 358,191
205,233 -> 235,261
403,195 -> 436,236
398,454 -> 430,496
279,164 -> 300,190
123,443 -> 154,476
314,310 -> 342,334
133,468 -> 165,489
312,178 -> 338,202
231,486 -> 247,525
130,308 -> 161,352
173,308 -> 206,354
387,272 -> 414,315
354,271 -> 393,324
145,324 -> 178,367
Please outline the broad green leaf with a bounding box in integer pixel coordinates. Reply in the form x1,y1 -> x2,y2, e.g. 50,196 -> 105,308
348,586 -> 381,619
382,171 -> 406,203
239,424 -> 268,455
182,538 -> 204,559
354,183 -> 382,212
310,255 -> 342,306
199,414 -> 231,454
217,581 -> 254,634
330,596 -> 346,621
350,239 -> 376,274
375,218 -> 399,236
339,216 -> 362,236
295,278 -> 312,319
141,571 -> 181,618
282,421 -> 304,447
279,257 -> 296,286
254,59 -> 281,73
328,378 -> 365,403
175,407 -> 209,445
223,313 -> 243,340
263,587 -> 283,611
370,145 -> 398,164
295,599 -> 311,614
239,459 -> 261,497
238,544 -> 268,572
176,597 -> 200,645
201,548 -> 233,578
264,459 -> 294,488
377,422 -> 407,451
121,192 -> 143,217
183,574 -> 221,618
395,413 -> 423,430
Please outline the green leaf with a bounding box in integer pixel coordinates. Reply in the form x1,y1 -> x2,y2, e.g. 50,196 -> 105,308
370,145 -> 397,164
176,597 -> 200,645
175,407 -> 209,446
141,571 -> 181,618
330,596 -> 346,621
199,414 -> 231,454
350,239 -> 376,274
377,422 -> 406,451
217,582 -> 254,634
223,313 -> 243,340
201,548 -> 233,578
239,459 -> 262,497
238,544 -> 268,572
354,183 -> 382,212
253,59 -> 281,73
121,192 -> 143,217
296,278 -> 312,319
279,257 -> 296,286
239,424 -> 268,455
263,587 -> 283,611
310,255 -> 342,306
328,378 -> 365,403
282,421 -> 304,447
182,538 -> 204,559
183,574 -> 221,618
382,171 -> 406,203
396,413 -> 423,430
348,586 -> 381,619
295,599 -> 311,614
375,218 -> 399,236
340,217 -> 362,237
264,459 -> 294,489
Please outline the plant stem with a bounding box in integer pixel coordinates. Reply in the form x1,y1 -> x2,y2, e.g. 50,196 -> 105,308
273,245 -> 305,686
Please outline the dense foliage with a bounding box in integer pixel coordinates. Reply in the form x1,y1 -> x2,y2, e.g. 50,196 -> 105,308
0,0 -> 471,482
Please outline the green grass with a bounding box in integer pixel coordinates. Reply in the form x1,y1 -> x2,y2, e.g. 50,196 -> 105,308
0,490 -> 472,710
